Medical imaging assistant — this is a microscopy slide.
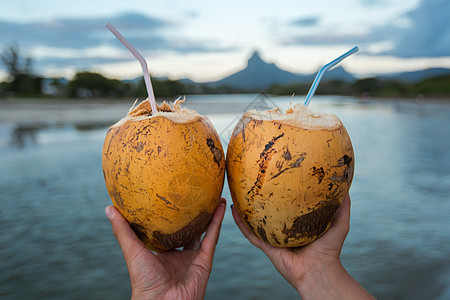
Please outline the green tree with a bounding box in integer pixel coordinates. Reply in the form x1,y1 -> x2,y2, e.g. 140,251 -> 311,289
413,75 -> 450,96
378,79 -> 410,97
136,77 -> 187,98
67,71 -> 129,98
267,82 -> 309,95
1,46 -> 20,80
1,45 -> 41,96
352,78 -> 381,95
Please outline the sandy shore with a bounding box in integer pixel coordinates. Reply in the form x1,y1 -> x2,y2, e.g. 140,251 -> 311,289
2,95 -> 446,127
0,97 -> 254,126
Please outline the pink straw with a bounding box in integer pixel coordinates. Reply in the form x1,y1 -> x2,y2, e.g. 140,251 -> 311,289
106,22 -> 158,113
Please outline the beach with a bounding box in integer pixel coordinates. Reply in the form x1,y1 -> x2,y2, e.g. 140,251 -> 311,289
1,95 -> 449,299
0,96 -> 256,126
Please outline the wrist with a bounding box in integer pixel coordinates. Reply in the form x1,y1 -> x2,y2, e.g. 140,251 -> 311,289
131,286 -> 206,300
295,259 -> 375,300
295,259 -> 343,299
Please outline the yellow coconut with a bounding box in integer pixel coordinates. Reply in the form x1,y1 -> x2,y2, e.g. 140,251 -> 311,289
226,104 -> 354,247
102,99 -> 225,252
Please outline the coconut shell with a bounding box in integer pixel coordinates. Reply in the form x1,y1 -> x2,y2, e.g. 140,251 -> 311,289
226,104 -> 354,247
102,99 -> 225,252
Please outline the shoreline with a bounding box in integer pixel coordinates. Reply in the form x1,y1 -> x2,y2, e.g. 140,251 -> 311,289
0,97 -> 249,126
1,95 -> 448,127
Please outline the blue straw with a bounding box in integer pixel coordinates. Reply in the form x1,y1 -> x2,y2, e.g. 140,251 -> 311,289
304,46 -> 359,107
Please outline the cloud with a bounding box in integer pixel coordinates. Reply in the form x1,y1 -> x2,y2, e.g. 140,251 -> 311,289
184,10 -> 200,19
280,0 -> 450,58
290,16 -> 319,27
382,0 -> 450,58
0,12 -> 234,74
282,32 -> 368,46
0,12 -> 172,50
359,0 -> 387,6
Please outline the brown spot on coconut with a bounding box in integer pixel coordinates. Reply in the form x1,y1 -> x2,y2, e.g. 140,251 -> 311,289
102,98 -> 225,252
226,104 -> 354,248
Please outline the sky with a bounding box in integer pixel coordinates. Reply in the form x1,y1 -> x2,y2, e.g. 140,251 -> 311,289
0,0 -> 449,82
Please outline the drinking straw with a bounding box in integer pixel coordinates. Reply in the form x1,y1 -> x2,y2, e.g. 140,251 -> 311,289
106,22 -> 158,113
304,46 -> 359,107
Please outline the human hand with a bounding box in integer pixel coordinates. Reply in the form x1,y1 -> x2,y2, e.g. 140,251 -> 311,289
106,198 -> 226,300
232,194 -> 375,299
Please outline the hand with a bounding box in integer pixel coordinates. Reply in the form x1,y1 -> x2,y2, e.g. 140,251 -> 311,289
232,194 -> 375,299
106,198 -> 226,300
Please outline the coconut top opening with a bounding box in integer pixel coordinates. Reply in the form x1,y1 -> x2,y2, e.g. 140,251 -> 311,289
111,98 -> 202,127
245,104 -> 342,130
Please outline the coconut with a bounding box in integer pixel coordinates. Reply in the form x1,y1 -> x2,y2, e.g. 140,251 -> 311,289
102,98 -> 225,252
226,104 -> 354,247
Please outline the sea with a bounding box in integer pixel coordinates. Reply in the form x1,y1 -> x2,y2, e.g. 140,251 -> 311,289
0,94 -> 449,299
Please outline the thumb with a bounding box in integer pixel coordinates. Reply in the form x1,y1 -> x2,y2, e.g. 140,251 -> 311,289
105,206 -> 147,261
231,204 -> 273,254
326,193 -> 351,242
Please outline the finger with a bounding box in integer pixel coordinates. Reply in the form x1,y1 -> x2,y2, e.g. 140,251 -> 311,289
105,205 -> 150,262
199,198 -> 226,255
333,193 -> 351,230
324,193 -> 351,242
231,205 -> 272,253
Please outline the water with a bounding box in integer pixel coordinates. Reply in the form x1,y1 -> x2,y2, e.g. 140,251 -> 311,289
0,95 -> 449,299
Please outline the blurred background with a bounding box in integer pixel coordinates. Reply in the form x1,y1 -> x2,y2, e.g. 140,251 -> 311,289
0,0 -> 449,299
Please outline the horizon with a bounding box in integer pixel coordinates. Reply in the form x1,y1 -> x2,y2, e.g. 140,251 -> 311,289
20,50 -> 450,85
1,0 -> 449,83
5,49 -> 450,85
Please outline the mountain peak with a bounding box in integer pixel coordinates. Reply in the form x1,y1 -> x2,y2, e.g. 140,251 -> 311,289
248,50 -> 265,66
210,50 -> 356,89
213,50 -> 300,89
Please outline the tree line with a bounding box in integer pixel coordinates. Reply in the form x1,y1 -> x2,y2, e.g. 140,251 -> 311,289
1,45 -> 449,99
267,75 -> 450,98
0,45 -> 188,99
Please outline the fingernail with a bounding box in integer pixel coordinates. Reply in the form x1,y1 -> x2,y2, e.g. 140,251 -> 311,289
105,206 -> 113,220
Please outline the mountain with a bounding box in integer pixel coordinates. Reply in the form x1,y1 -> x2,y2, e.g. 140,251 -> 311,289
132,51 -> 450,93
211,51 -> 305,89
323,66 -> 356,82
206,51 -> 355,90
381,68 -> 450,83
